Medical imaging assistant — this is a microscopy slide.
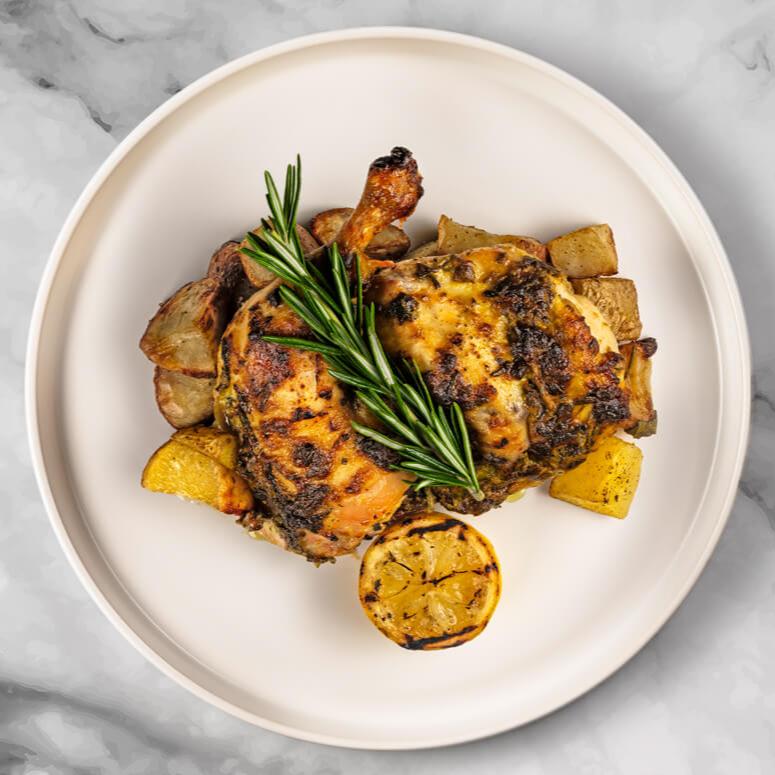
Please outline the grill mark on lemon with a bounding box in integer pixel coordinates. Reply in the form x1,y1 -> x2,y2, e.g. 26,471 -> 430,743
359,513 -> 501,650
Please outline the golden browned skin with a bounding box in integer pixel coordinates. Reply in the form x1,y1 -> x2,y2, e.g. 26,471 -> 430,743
215,285 -> 410,561
336,146 -> 424,276
367,245 -> 630,514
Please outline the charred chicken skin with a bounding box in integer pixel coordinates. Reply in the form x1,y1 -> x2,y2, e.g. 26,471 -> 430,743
368,246 -> 630,514
215,285 -> 410,560
214,148 -> 423,561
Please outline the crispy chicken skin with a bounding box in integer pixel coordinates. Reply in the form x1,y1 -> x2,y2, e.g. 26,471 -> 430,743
215,285 -> 410,561
367,246 -> 631,514
336,146 -> 424,275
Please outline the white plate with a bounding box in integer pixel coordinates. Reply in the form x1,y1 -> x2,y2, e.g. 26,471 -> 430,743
26,28 -> 750,749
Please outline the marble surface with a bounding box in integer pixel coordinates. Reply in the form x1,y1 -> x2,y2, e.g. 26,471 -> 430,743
1,0 -> 774,772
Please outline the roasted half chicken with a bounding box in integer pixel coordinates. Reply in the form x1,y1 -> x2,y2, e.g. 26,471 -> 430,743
143,146 -> 652,562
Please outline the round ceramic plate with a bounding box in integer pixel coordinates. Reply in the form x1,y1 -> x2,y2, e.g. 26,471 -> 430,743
27,28 -> 750,749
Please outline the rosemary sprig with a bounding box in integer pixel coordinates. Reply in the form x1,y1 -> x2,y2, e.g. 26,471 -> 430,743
240,156 -> 481,497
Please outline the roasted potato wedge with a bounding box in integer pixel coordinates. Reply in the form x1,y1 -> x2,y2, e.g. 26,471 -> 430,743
359,513 -> 501,650
295,223 -> 320,255
404,239 -> 440,260
233,276 -> 260,308
207,240 -> 244,291
547,224 -> 618,278
310,208 -> 349,245
621,338 -> 657,438
239,223 -> 318,288
240,238 -> 276,289
140,278 -> 228,378
154,367 -> 214,428
437,215 -> 547,260
141,438 -> 253,515
571,277 -> 642,341
172,426 -> 238,469
549,436 -> 642,518
310,207 -> 410,260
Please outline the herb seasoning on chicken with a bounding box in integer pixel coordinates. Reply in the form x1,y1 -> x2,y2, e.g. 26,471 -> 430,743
368,246 -> 631,514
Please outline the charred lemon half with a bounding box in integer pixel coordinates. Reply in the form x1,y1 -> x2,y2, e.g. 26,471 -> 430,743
359,513 -> 501,650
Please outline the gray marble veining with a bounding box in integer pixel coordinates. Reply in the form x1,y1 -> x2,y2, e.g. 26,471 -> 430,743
1,1 -> 774,773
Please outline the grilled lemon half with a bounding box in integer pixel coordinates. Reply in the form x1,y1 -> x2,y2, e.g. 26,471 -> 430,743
359,513 -> 501,650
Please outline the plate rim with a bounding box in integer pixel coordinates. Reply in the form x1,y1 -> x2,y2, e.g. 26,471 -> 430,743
25,26 -> 752,749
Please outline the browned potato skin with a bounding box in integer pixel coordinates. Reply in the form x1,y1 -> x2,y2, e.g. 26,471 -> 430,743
239,224 -> 319,289
437,215 -> 547,260
295,223 -> 320,255
571,277 -> 642,341
547,224 -> 618,278
621,338 -> 658,437
154,367 -> 214,428
310,207 -> 411,260
207,241 -> 244,292
239,253 -> 274,290
140,278 -> 228,378
309,207 -> 349,245
232,275 -> 261,308
404,240 -> 440,261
